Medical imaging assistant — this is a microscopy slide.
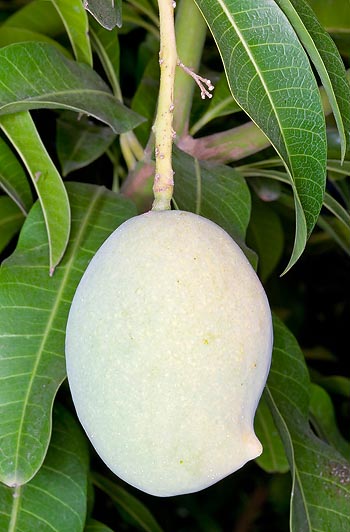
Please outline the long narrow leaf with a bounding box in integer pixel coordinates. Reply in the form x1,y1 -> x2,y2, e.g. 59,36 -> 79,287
0,111 -> 70,274
0,182 -> 136,487
194,0 -> 327,272
92,473 -> 163,532
50,0 -> 93,65
275,0 -> 350,162
266,316 -> 350,531
0,42 -> 144,134
0,403 -> 89,532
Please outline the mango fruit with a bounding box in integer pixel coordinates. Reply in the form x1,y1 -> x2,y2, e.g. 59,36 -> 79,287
65,210 -> 273,497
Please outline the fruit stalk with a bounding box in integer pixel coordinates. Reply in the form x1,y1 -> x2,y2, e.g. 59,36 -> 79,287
151,0 -> 178,211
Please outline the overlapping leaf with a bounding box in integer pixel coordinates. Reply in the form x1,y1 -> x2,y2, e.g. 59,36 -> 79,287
275,0 -> 350,161
266,316 -> 350,531
0,197 -> 24,254
50,0 -> 92,65
0,403 -> 89,531
0,42 -> 144,134
56,112 -> 116,176
0,112 -> 71,274
194,0 -> 327,271
84,0 -> 122,30
93,474 -> 163,532
0,182 -> 137,487
0,136 -> 32,214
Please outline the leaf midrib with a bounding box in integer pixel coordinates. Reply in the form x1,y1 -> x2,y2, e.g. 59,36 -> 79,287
12,186 -> 104,484
215,0 -> 291,170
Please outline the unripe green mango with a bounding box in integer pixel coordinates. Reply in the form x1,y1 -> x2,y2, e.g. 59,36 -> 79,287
65,210 -> 273,497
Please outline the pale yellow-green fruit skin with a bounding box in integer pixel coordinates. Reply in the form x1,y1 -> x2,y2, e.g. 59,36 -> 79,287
65,210 -> 273,497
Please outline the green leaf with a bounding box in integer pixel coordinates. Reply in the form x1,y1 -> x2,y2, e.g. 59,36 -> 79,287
247,196 -> 284,282
56,111 -> 116,177
266,316 -> 350,532
92,473 -> 163,532
194,0 -> 327,272
84,0 -> 122,30
0,196 -> 25,254
172,146 -> 251,243
0,111 -> 71,274
310,384 -> 350,461
85,519 -> 114,532
50,0 -> 93,65
0,403 -> 89,532
0,42 -> 144,134
308,0 -> 350,33
2,0 -> 64,36
255,396 -> 289,474
0,136 -> 32,214
317,215 -> 350,256
275,0 -> 350,162
89,16 -> 121,96
0,27 -> 71,57
0,182 -> 137,487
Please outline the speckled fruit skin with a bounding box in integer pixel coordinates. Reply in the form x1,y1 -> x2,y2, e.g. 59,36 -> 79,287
65,210 -> 273,497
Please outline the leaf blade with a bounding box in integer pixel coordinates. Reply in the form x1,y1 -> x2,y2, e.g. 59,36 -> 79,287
50,0 -> 93,65
0,111 -> 71,273
266,316 -> 350,532
0,182 -> 137,486
194,0 -> 327,270
275,0 -> 350,162
0,42 -> 144,134
0,403 -> 89,531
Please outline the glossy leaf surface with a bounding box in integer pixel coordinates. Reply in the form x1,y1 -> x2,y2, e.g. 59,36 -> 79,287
0,403 -> 89,532
0,111 -> 71,274
50,0 -> 92,65
194,0 -> 327,271
0,42 -> 144,134
84,0 -> 122,30
266,316 -> 350,532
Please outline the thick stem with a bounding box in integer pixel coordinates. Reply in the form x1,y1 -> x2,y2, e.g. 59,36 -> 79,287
151,0 -> 178,211
173,0 -> 207,137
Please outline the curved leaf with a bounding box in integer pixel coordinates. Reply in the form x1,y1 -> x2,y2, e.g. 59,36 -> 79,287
266,316 -> 350,532
84,0 -> 122,30
0,403 -> 89,531
0,136 -> 32,215
310,384 -> 350,461
56,111 -> 116,177
92,473 -> 163,532
275,0 -> 350,162
89,17 -> 121,96
194,0 -> 327,271
255,396 -> 289,474
84,519 -> 113,532
85,519 -> 114,532
0,182 -> 137,487
50,0 -> 92,65
2,0 -> 64,36
0,42 -> 144,134
0,197 -> 25,254
0,111 -> 71,274
0,27 -> 71,57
